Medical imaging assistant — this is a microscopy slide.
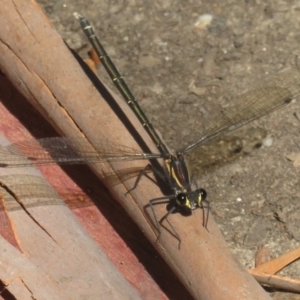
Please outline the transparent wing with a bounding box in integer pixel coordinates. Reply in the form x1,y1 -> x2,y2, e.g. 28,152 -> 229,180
0,137 -> 162,167
179,68 -> 300,154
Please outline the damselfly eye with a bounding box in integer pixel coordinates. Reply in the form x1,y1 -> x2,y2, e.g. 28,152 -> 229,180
176,193 -> 187,206
199,189 -> 207,200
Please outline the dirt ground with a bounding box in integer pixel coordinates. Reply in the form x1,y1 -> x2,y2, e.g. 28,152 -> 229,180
38,0 -> 300,299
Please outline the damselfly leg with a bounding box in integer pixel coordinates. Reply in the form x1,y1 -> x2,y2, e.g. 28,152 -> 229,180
149,188 -> 209,249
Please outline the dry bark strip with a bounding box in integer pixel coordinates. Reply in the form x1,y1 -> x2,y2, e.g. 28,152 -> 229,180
0,136 -> 141,299
250,246 -> 300,292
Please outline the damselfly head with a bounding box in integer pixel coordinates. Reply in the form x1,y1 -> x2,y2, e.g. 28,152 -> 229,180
175,188 -> 207,210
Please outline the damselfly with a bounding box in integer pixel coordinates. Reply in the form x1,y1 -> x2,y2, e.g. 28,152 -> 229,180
1,14 -> 300,247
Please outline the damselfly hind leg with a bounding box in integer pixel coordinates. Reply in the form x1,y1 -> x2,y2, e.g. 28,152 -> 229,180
125,163 -> 168,196
148,196 -> 182,249
124,164 -> 154,196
